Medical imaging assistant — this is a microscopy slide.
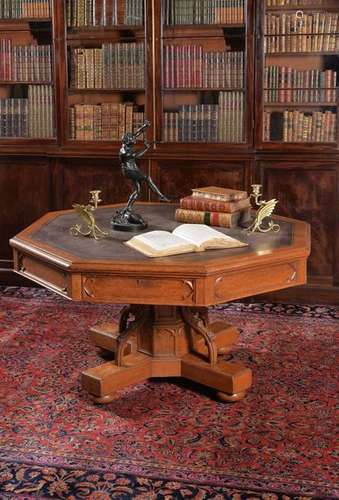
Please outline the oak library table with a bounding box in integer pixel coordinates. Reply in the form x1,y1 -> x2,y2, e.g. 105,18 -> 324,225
10,203 -> 310,403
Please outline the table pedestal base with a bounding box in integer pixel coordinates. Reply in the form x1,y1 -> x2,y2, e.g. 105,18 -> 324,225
81,305 -> 252,403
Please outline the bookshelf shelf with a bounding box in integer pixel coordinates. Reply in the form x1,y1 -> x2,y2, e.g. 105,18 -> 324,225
67,139 -> 120,144
265,33 -> 339,37
163,26 -> 245,39
0,18 -> 51,22
67,25 -> 144,32
266,51 -> 339,56
0,23 -> 52,33
162,88 -> 245,92
69,88 -> 144,94
264,102 -> 337,107
266,7 -> 339,13
67,29 -> 145,41
0,81 -> 53,85
67,24 -> 144,30
0,137 -> 55,142
263,88 -> 338,90
263,139 -> 336,144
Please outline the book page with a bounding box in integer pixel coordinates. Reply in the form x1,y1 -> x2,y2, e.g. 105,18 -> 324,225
172,224 -> 247,250
125,230 -> 196,257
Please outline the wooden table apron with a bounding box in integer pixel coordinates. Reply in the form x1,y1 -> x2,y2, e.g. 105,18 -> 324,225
10,203 -> 311,403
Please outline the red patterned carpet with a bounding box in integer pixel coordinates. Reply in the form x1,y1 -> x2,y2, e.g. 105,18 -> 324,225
0,287 -> 338,499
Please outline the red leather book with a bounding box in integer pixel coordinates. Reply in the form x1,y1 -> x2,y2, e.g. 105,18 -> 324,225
180,195 -> 251,213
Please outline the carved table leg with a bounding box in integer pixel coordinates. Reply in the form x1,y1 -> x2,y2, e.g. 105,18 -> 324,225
89,322 -> 136,358
81,305 -> 252,403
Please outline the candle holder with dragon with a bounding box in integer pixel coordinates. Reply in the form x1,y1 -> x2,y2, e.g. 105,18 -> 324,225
70,190 -> 108,240
246,184 -> 280,233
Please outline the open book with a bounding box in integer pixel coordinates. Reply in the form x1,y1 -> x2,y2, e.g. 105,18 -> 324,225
125,224 -> 248,257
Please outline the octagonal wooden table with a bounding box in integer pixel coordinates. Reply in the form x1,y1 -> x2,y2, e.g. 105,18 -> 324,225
10,203 -> 310,403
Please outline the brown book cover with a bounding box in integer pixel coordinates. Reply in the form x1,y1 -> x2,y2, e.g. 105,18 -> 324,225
180,195 -> 251,213
76,48 -> 86,88
110,103 -> 119,141
191,186 -> 248,202
101,103 -> 111,140
175,208 -> 242,228
69,106 -> 75,140
93,105 -> 102,141
124,102 -> 134,134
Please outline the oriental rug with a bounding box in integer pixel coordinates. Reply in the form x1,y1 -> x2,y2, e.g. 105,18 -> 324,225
0,287 -> 338,499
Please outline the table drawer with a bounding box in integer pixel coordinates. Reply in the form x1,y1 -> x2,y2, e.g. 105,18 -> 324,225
211,259 -> 306,304
15,253 -> 68,296
82,275 -> 196,305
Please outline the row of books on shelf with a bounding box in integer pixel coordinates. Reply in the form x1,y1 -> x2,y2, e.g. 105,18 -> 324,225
163,0 -> 244,26
264,88 -> 337,103
264,67 -> 337,103
69,103 -> 145,141
163,47 -> 244,89
70,44 -> 144,90
266,0 -> 336,7
0,41 -> 52,82
265,13 -> 339,35
163,91 -> 245,143
175,186 -> 251,229
265,33 -> 338,53
263,109 -> 337,142
0,85 -> 54,138
0,0 -> 50,19
66,0 -> 144,27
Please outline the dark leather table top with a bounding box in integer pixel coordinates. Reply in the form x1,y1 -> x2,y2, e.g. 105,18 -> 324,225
30,203 -> 293,263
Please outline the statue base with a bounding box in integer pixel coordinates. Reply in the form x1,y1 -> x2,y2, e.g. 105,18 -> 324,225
111,208 -> 148,232
112,220 -> 148,232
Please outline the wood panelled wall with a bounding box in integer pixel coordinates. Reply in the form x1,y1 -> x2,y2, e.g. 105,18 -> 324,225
1,153 -> 338,304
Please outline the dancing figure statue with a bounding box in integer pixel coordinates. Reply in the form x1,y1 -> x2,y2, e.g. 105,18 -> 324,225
111,120 -> 170,231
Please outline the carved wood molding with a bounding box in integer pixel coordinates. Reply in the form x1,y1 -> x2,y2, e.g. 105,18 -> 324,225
116,305 -> 150,367
18,253 -> 25,273
182,279 -> 195,300
287,263 -> 297,283
181,307 -> 218,366
215,276 -> 224,300
83,277 -> 95,298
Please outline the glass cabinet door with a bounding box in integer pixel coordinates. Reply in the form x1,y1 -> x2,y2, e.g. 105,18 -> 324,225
260,0 -> 338,147
66,0 -> 146,143
160,0 -> 251,146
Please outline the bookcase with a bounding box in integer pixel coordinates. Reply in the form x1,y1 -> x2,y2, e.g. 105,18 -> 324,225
0,0 -> 56,142
0,0 -> 338,304
160,0 -> 251,146
66,0 -> 147,143
257,0 -> 339,148
59,0 -> 254,151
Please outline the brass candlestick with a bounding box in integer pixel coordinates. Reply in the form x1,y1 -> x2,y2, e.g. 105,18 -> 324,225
247,184 -> 280,233
70,190 -> 108,240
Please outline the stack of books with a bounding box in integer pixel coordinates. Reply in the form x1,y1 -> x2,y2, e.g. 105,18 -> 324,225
175,186 -> 252,228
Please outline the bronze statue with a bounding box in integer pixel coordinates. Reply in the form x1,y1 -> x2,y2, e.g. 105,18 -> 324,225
111,120 -> 170,231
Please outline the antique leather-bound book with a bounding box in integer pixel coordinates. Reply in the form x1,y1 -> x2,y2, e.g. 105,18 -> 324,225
191,186 -> 248,202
